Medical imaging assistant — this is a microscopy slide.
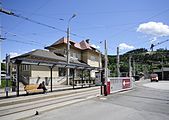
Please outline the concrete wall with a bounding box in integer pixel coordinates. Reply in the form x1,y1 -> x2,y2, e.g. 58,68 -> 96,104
82,51 -> 88,63
30,65 -> 67,85
49,44 -> 82,60
86,50 -> 100,67
82,50 -> 100,78
70,47 -> 82,60
49,44 -> 67,55
31,65 -> 58,77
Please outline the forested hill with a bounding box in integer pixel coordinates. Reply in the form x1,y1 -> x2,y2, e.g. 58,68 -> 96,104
108,48 -> 169,76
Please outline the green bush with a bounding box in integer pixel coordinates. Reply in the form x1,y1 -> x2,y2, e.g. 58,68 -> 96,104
0,80 -> 12,88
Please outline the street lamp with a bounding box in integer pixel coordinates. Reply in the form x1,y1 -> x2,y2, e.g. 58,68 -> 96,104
67,14 -> 76,85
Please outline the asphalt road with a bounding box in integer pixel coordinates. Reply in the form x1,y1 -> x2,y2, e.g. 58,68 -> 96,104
28,80 -> 169,120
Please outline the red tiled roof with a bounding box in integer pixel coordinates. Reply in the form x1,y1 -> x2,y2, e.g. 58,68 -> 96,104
46,37 -> 97,51
79,40 -> 92,50
50,37 -> 75,46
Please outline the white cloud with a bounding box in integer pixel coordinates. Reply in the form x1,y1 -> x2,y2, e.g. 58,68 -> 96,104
119,43 -> 135,50
9,52 -> 20,58
137,22 -> 169,37
91,44 -> 100,49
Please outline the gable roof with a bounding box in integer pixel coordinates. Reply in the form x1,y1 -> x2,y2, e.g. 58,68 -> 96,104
79,40 -> 92,50
10,49 -> 98,69
12,49 -> 66,62
45,37 -> 75,49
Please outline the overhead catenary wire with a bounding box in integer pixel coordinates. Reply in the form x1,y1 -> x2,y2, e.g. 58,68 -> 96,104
5,38 -> 44,46
5,0 -> 53,32
2,29 -> 46,46
1,7 -> 169,55
0,8 -> 87,39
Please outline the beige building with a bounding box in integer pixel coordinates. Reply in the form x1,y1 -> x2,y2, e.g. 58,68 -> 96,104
45,37 -> 101,77
11,37 -> 101,86
45,37 -> 101,68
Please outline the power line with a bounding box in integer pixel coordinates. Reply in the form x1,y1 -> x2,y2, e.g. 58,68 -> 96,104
6,0 -> 52,32
0,8 -> 87,39
150,39 -> 169,51
2,29 -> 46,46
4,38 -> 44,46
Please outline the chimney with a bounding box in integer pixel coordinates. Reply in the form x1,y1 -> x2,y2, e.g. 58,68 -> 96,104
86,39 -> 90,44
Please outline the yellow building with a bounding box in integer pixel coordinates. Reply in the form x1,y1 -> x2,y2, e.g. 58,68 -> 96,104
11,37 -> 101,86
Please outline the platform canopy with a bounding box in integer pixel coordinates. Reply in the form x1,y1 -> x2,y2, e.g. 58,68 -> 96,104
10,49 -> 99,70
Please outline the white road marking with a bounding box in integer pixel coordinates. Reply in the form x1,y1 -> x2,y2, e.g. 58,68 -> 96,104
100,97 -> 107,100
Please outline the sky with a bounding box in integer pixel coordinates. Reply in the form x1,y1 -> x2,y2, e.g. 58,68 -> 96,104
1,0 -> 169,60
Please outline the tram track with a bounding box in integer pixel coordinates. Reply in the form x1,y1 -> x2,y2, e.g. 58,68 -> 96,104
0,89 -> 99,118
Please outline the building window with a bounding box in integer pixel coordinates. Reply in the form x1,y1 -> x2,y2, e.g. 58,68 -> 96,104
77,53 -> 81,59
90,56 -> 96,61
22,65 -> 30,71
59,67 -> 66,76
73,53 -> 76,58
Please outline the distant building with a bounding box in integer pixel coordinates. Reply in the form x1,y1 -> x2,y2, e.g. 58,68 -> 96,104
153,67 -> 169,80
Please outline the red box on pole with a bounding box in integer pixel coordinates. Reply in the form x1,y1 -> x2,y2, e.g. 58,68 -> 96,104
107,81 -> 110,94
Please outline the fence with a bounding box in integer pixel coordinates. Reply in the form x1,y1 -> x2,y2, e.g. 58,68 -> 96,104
107,77 -> 133,94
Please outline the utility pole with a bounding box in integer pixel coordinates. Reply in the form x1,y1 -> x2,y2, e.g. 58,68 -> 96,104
66,26 -> 70,85
0,2 -> 2,86
117,47 -> 120,77
133,59 -> 136,76
99,50 -> 102,75
129,55 -> 132,77
104,40 -> 108,96
99,50 -> 102,95
66,14 -> 76,85
161,55 -> 164,80
104,40 -> 108,82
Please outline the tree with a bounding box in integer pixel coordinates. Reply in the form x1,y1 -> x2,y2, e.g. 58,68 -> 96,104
1,63 -> 5,70
107,48 -> 169,77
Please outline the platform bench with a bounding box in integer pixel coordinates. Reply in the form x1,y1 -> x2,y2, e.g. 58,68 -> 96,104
24,84 -> 44,94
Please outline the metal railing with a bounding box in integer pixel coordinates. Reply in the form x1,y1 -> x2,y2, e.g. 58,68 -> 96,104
108,77 -> 133,93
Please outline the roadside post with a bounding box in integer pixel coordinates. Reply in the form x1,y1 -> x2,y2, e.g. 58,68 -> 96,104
5,54 -> 10,97
100,70 -> 104,95
107,80 -> 110,95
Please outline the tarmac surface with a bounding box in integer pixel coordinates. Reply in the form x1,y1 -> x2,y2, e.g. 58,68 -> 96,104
26,79 -> 169,120
143,81 -> 169,90
0,86 -> 100,120
0,79 -> 169,120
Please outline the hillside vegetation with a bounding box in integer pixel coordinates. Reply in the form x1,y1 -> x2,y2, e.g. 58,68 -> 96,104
108,48 -> 169,77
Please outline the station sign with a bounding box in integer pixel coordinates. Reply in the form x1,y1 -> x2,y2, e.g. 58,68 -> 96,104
5,87 -> 10,92
5,76 -> 11,80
